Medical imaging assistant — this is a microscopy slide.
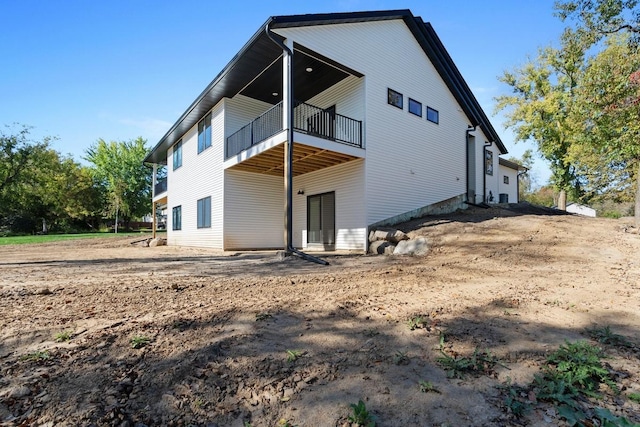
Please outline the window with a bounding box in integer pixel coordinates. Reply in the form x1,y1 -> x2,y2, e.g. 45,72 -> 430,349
197,196 -> 211,228
387,88 -> 403,109
485,149 -> 494,176
172,205 -> 182,230
408,98 -> 422,117
172,140 -> 182,170
503,175 -> 510,184
197,112 -> 212,153
426,107 -> 439,124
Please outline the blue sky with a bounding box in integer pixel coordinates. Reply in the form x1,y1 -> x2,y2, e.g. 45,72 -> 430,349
1,0 -> 565,184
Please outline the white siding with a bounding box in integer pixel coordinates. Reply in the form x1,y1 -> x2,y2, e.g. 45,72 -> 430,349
293,160 -> 366,251
225,95 -> 275,139
498,163 -> 518,203
306,75 -> 364,124
166,101 -> 225,248
276,20 -> 474,225
223,169 -> 283,250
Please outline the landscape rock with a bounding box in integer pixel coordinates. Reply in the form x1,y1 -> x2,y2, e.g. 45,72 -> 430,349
368,228 -> 409,244
368,240 -> 395,255
149,238 -> 167,247
393,237 -> 429,256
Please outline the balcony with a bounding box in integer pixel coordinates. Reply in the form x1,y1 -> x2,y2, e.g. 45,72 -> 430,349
154,178 -> 167,196
225,101 -> 362,160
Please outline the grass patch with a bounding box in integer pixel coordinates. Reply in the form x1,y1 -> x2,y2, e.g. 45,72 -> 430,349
0,232 -> 145,246
418,380 -> 440,394
54,331 -> 72,342
130,335 -> 151,349
20,350 -> 50,362
348,400 -> 376,426
285,349 -> 303,363
586,325 -> 633,349
437,345 -> 502,379
628,392 -> 640,404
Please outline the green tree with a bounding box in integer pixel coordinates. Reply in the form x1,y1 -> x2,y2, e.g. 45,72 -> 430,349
570,36 -> 640,222
557,0 -> 640,224
1,125 -> 52,232
507,149 -> 536,201
495,30 -> 587,208
84,138 -> 151,232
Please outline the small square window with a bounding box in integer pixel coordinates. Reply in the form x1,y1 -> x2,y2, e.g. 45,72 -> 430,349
427,107 -> 439,124
388,88 -> 403,109
503,175 -> 510,184
408,98 -> 422,117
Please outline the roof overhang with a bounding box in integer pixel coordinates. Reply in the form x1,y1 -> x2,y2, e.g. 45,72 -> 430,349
145,9 -> 506,163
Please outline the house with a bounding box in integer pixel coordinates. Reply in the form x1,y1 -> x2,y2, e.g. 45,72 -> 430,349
144,9 -> 518,252
566,202 -> 597,217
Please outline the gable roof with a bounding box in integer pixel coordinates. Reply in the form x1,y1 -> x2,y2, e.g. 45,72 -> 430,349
145,9 -> 506,164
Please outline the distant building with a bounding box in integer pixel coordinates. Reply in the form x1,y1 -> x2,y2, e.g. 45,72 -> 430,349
566,203 -> 596,217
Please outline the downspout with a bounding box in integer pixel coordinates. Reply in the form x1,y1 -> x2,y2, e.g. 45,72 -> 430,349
483,140 -> 493,204
265,22 -> 329,266
465,125 -> 476,203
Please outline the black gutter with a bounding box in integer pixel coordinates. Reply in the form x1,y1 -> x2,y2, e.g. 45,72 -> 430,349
465,125 -> 476,203
265,21 -> 329,266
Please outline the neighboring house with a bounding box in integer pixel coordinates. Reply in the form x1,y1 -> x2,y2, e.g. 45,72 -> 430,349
566,203 -> 597,217
145,9 -> 517,252
496,158 -> 526,204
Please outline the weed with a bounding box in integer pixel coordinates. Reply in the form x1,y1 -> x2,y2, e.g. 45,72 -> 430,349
499,378 -> 530,417
407,315 -> 429,331
286,349 -> 302,362
363,328 -> 379,337
393,350 -> 410,365
628,392 -> 640,403
437,346 -> 501,379
54,331 -> 72,342
20,350 -> 50,362
348,400 -> 376,426
418,380 -> 440,393
277,419 -> 298,427
586,325 -> 633,348
130,335 -> 151,349
541,340 -> 617,399
255,312 -> 272,322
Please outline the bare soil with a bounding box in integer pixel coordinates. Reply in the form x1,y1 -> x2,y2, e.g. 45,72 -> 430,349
1,205 -> 639,427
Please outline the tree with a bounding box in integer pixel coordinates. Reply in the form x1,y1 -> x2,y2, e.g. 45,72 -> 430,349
555,0 -> 640,44
556,0 -> 640,224
569,36 -> 640,222
507,149 -> 536,201
495,29 -> 588,208
84,138 -> 151,232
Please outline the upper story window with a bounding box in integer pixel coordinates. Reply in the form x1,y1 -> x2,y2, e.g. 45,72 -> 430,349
503,175 -> 510,184
387,88 -> 403,109
172,140 -> 182,170
426,107 -> 439,124
408,98 -> 422,117
197,112 -> 212,153
485,149 -> 494,175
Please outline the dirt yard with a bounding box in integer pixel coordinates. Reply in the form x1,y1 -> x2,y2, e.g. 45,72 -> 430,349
1,205 -> 639,427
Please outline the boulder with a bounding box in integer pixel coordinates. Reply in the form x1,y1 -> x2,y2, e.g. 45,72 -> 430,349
368,240 -> 396,255
393,237 -> 429,256
368,228 -> 409,244
149,237 -> 167,247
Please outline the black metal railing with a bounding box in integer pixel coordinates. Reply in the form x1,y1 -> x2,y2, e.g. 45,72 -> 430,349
154,178 -> 167,195
225,100 -> 363,159
293,101 -> 362,148
225,102 -> 283,159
